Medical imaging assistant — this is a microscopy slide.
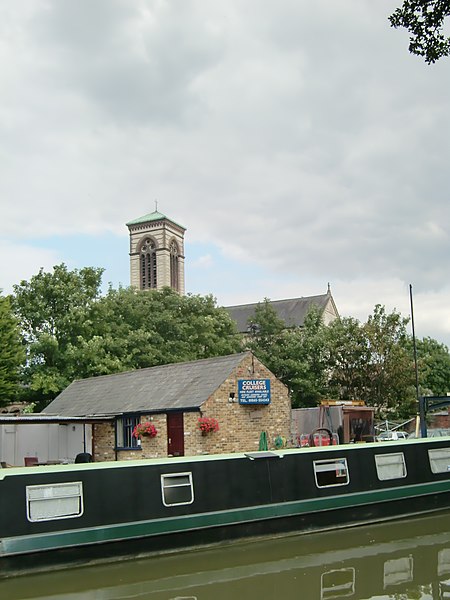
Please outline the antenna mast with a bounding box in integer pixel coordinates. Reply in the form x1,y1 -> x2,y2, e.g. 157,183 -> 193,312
410,284 -> 425,436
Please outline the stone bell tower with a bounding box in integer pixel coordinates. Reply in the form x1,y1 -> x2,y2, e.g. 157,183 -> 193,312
126,210 -> 186,294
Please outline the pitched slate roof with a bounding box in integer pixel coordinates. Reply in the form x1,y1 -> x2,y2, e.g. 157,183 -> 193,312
225,293 -> 335,333
42,352 -> 249,418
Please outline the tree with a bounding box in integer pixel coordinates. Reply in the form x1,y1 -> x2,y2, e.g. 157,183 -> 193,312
414,336 -> 450,396
240,296 -> 450,417
11,266 -> 241,408
326,316 -> 371,401
389,1 -> 450,64
0,294 -> 25,406
362,305 -> 416,417
11,264 -> 103,408
246,299 -> 285,356
247,302 -> 330,408
290,307 -> 330,407
77,286 -> 242,373
13,264 -> 103,342
11,264 -> 106,405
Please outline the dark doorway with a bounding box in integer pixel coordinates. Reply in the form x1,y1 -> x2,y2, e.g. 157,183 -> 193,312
167,412 -> 184,457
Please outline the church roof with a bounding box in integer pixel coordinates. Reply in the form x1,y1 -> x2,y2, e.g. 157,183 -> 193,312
225,293 -> 337,333
42,352 -> 249,417
126,210 -> 185,230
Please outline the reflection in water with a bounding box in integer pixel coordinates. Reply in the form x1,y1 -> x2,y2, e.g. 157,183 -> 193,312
3,511 -> 450,599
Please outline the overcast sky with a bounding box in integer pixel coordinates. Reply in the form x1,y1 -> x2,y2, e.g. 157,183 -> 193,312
1,1 -> 449,347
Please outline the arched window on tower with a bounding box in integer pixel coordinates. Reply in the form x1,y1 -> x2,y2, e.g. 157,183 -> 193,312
170,240 -> 179,291
140,238 -> 157,289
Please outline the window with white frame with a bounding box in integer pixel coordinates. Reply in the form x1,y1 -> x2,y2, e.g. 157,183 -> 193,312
161,472 -> 194,506
26,482 -> 83,522
428,448 -> 450,473
313,458 -> 349,488
116,415 -> 140,449
375,453 -> 407,480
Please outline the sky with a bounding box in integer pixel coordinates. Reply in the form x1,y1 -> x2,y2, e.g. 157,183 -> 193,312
1,1 -> 449,348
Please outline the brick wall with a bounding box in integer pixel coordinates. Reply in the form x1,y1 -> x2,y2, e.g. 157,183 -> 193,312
93,415 -> 168,462
132,414 -> 167,459
92,353 -> 291,461
185,353 -> 291,455
429,412 -> 450,428
93,422 -> 115,462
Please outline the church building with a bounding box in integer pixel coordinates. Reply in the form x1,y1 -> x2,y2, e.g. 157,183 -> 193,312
126,210 -> 186,294
126,209 -> 339,330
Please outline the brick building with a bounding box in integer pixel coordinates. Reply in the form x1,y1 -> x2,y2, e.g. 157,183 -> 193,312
42,352 -> 291,461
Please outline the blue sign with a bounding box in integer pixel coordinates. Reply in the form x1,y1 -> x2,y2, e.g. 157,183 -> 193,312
238,379 -> 271,405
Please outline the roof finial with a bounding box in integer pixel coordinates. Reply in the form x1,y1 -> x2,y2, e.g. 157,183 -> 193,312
327,282 -> 331,294
155,199 -> 158,212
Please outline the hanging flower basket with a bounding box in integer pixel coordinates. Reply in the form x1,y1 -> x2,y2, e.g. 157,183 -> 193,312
132,422 -> 158,439
198,417 -> 219,434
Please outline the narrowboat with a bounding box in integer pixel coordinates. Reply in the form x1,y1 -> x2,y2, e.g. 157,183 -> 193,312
2,436 -> 450,577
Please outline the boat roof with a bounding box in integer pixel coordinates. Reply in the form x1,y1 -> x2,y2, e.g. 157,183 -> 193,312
1,437 -> 443,480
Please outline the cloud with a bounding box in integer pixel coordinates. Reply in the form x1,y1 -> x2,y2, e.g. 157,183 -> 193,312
192,254 -> 214,269
0,0 -> 449,346
0,241 -> 61,295
29,0 -> 225,125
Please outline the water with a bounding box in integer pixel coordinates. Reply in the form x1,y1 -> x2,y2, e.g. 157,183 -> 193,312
3,511 -> 450,599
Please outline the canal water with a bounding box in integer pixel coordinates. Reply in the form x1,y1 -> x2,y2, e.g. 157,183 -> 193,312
3,511 -> 450,600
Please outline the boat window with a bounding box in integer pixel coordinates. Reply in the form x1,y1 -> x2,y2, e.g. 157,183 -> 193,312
313,458 -> 349,488
26,482 -> 83,522
375,453 -> 407,480
428,448 -> 450,473
161,472 -> 194,506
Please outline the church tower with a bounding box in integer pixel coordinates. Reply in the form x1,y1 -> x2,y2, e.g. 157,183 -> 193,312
126,210 -> 186,294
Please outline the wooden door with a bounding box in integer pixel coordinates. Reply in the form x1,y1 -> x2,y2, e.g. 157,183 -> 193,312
167,412 -> 184,457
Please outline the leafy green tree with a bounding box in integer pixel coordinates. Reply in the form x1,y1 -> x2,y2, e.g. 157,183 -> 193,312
247,300 -> 421,417
290,307 -> 330,407
70,286 -> 242,374
246,299 -> 285,357
247,302 -> 330,407
0,294 -> 26,406
325,316 -> 370,401
11,266 -> 241,408
362,305 -> 416,417
324,307 -> 420,418
390,1 -> 450,63
11,264 -> 107,405
414,337 -> 450,396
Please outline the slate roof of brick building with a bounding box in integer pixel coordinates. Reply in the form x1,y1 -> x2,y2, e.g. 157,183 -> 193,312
225,293 -> 335,333
43,352 -> 248,418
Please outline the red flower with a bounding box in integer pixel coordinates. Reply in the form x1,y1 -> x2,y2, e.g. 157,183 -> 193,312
132,422 -> 158,439
198,417 -> 219,433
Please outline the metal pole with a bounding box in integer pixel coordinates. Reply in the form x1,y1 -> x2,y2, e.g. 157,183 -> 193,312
419,396 -> 427,438
409,284 -> 425,437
